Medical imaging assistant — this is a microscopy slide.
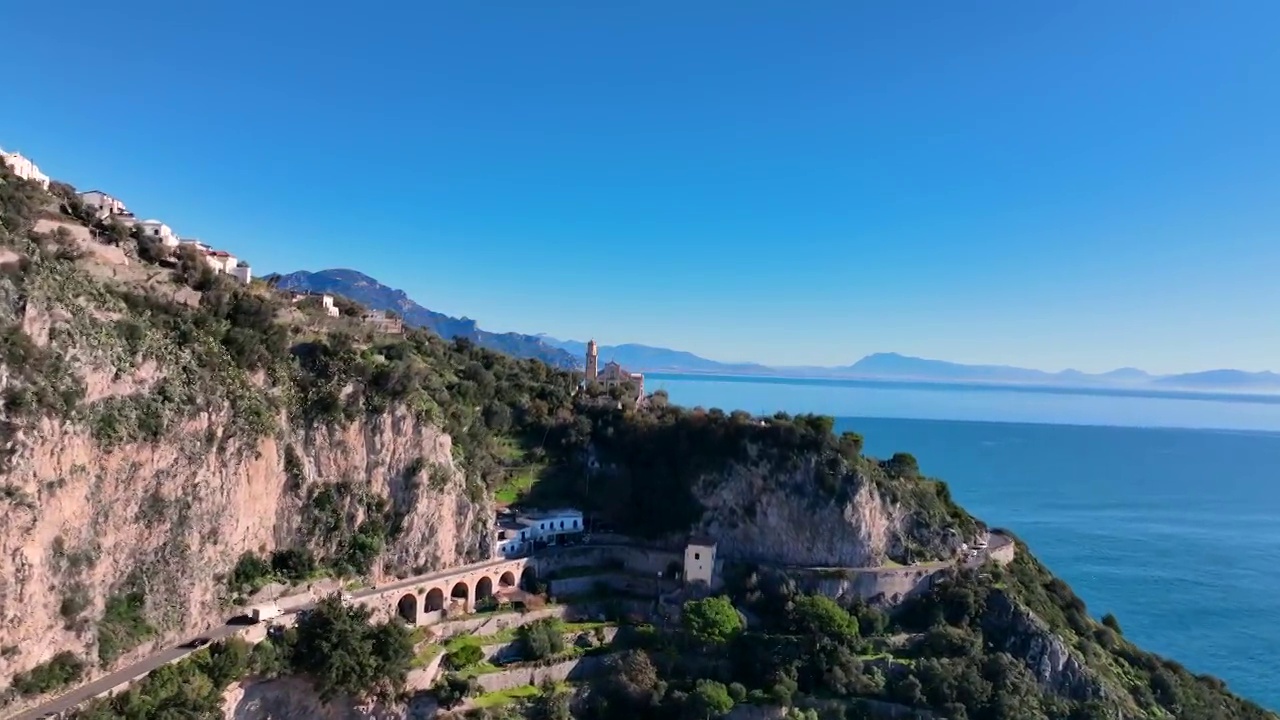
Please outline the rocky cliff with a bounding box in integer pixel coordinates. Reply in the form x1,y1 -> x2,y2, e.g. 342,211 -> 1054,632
692,453 -> 968,567
0,401 -> 485,686
0,175 -> 502,697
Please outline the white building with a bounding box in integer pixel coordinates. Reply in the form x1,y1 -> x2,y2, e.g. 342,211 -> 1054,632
683,536 -> 717,588
137,219 -> 179,247
288,292 -> 340,317
1,148 -> 50,188
494,509 -> 584,558
78,190 -> 128,218
230,263 -> 252,284
202,250 -> 238,274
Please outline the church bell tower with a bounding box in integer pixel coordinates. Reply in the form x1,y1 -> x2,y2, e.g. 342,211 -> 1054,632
586,339 -> 599,381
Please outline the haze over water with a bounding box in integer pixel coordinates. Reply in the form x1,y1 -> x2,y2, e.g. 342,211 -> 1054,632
650,373 -> 1280,711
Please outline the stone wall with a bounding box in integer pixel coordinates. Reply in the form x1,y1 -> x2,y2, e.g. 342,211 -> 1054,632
536,544 -> 682,579
792,565 -> 948,606
547,573 -> 678,599
473,654 -> 611,693
431,606 -> 570,640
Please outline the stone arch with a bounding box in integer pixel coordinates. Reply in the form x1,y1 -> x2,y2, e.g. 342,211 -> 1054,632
476,576 -> 494,601
425,587 -> 445,612
450,580 -> 469,606
396,593 -> 418,624
498,570 -> 516,588
520,566 -> 539,592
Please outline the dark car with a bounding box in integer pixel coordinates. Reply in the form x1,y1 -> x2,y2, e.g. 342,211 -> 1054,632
185,637 -> 211,648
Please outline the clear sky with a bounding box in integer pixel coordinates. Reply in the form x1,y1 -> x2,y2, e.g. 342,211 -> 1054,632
4,1 -> 1278,374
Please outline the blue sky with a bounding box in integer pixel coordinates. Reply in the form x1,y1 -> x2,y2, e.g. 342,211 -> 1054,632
4,1 -> 1278,373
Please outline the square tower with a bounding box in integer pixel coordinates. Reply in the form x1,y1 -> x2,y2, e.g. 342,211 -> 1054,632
683,536 -> 717,588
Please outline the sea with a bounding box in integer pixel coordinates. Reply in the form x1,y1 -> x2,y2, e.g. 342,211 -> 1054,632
647,372 -> 1280,711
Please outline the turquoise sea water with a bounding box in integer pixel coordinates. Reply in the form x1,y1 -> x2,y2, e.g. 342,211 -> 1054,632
648,373 -> 1280,710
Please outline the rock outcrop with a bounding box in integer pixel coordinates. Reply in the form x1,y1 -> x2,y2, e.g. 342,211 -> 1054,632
691,453 -> 966,567
980,590 -> 1103,702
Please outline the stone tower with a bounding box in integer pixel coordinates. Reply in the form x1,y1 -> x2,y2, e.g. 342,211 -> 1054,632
585,339 -> 599,381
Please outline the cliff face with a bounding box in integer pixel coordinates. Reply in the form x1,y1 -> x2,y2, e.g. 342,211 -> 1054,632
980,590 -> 1103,702
690,454 -> 966,567
0,380 -> 488,687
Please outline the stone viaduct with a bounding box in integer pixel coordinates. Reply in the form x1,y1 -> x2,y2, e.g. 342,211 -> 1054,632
346,543 -> 683,627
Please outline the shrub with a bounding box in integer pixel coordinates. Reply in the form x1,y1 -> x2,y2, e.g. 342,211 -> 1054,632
519,617 -> 566,660
445,643 -> 484,669
11,651 -> 86,695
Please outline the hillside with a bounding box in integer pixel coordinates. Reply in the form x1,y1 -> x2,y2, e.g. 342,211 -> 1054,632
268,269 -> 579,369
0,164 -> 1272,720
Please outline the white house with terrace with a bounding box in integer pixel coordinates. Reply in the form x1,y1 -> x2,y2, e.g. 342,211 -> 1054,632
78,190 -> 129,219
1,148 -> 49,188
138,219 -> 179,247
494,509 -> 584,557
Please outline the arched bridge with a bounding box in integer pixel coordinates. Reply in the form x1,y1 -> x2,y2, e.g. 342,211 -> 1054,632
346,556 -> 541,626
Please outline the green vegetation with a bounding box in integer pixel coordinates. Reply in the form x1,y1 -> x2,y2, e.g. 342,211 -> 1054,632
288,594 -> 415,700
681,596 -> 743,646
446,642 -> 486,670
518,617 -> 567,660
71,594 -> 412,717
10,651 -> 86,696
96,588 -> 156,666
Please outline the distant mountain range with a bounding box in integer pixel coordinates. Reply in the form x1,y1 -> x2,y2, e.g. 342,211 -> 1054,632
266,269 -> 1280,393
544,341 -> 1280,392
266,269 -> 578,369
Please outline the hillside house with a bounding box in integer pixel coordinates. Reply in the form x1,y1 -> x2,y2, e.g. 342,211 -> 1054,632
288,292 -> 340,317
362,310 -> 404,335
230,263 -> 252,284
78,190 -> 128,219
202,250 -> 237,274
1,148 -> 49,188
138,219 -> 179,247
494,509 -> 584,557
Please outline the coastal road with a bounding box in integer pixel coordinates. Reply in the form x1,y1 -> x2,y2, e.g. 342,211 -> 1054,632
4,622 -> 244,720
5,555 -> 528,720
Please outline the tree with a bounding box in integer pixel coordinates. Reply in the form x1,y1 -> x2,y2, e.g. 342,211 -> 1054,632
789,595 -> 859,646
690,679 -> 735,719
883,452 -> 920,479
289,594 -> 411,701
434,675 -> 478,709
520,617 -> 566,659
681,596 -> 743,645
445,643 -> 484,670
1101,613 -> 1123,634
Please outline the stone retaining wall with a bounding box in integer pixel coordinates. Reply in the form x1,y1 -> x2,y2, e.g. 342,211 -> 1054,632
473,654 -> 612,693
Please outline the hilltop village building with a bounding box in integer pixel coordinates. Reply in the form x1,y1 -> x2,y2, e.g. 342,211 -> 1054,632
363,309 -> 404,334
584,339 -> 645,400
1,148 -> 49,188
495,509 -> 584,557
288,291 -> 341,318
78,190 -> 129,219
